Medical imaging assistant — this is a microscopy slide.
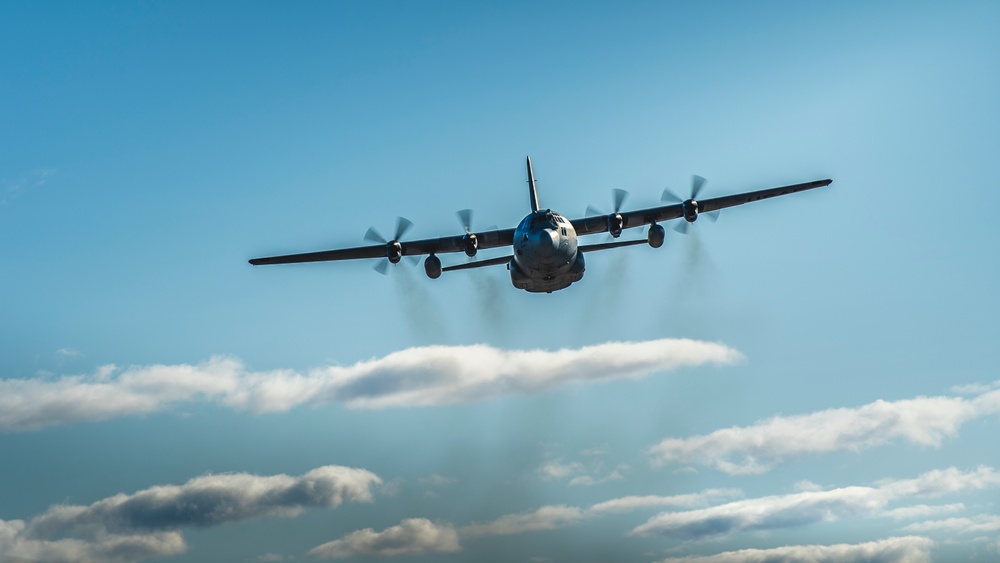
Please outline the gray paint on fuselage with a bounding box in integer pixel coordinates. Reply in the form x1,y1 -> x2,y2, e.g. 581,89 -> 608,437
510,210 -> 585,292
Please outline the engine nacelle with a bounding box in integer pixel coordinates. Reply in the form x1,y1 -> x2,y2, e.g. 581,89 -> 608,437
386,241 -> 403,263
462,233 -> 478,257
682,199 -> 699,222
608,213 -> 624,238
647,223 -> 665,248
424,254 -> 442,279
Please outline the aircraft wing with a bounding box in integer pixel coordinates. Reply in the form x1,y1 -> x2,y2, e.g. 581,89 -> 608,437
249,228 -> 516,266
569,178 -> 832,236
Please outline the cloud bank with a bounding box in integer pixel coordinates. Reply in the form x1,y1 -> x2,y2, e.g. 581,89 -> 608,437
656,536 -> 933,563
631,466 -> 1000,539
649,383 -> 1000,474
308,518 -> 460,559
0,338 -> 743,431
0,466 -> 380,563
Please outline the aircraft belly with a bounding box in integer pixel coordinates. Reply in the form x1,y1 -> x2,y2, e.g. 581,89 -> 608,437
510,249 -> 585,293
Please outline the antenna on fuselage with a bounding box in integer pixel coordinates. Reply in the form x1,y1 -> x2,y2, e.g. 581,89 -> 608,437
526,155 -> 540,213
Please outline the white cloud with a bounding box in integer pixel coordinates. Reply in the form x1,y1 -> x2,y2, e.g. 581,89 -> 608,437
883,504 -> 965,520
588,489 -> 742,515
0,357 -> 244,431
631,487 -> 885,538
655,536 -> 933,563
950,379 -> 1000,394
537,459 -> 586,480
0,339 -> 742,431
902,515 -> 1000,534
877,465 -> 1000,499
793,480 -> 824,493
0,520 -> 185,563
309,518 -> 460,559
649,388 -> 1000,474
0,466 -> 379,563
257,554 -> 292,562
568,466 -> 626,487
631,467 -> 999,539
454,488 -> 742,540
460,505 -> 585,537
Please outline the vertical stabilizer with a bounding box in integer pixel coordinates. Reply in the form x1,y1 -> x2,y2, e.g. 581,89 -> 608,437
526,156 -> 540,212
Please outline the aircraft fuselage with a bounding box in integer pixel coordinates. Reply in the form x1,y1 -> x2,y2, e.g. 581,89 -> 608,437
509,210 -> 584,293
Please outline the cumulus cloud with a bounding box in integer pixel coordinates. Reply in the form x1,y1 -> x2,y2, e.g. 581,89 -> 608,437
655,536 -> 933,563
0,521 -> 185,563
460,506 -> 585,537
309,518 -> 460,559
631,466 -> 999,539
0,339 -> 742,431
649,387 -> 1000,474
0,466 -> 380,563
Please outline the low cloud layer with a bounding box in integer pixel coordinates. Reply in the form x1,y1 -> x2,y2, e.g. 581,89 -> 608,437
656,536 -> 933,563
453,488 -> 743,539
309,518 -> 460,559
0,338 -> 742,431
0,466 -> 380,563
631,466 -> 1000,539
649,382 -> 1000,474
460,505 -> 585,537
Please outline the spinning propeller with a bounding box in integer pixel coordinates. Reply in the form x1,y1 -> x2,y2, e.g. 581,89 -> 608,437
364,216 -> 417,274
662,175 -> 720,234
586,188 -> 630,238
456,208 -> 480,257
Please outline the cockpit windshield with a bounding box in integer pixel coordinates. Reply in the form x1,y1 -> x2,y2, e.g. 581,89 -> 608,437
529,212 -> 558,229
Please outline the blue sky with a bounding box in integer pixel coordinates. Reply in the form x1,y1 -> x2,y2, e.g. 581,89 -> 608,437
1,1 -> 998,562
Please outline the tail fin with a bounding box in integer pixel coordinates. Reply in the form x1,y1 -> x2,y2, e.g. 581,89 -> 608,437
526,156 -> 540,212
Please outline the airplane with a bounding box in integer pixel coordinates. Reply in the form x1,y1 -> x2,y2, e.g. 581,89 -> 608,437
249,157 -> 832,293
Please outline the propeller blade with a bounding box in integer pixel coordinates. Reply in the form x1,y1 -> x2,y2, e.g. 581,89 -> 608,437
364,227 -> 387,244
373,260 -> 390,275
673,221 -> 690,235
661,187 -> 682,203
456,209 -> 473,233
612,188 -> 629,213
405,254 -> 420,265
585,204 -> 606,217
704,210 -> 720,222
691,175 -> 707,199
394,216 -> 413,241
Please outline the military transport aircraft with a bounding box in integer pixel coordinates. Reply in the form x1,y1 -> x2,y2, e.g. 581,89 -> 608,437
249,157 -> 832,293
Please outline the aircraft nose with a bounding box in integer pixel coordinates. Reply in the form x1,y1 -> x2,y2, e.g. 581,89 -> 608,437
532,228 -> 559,256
